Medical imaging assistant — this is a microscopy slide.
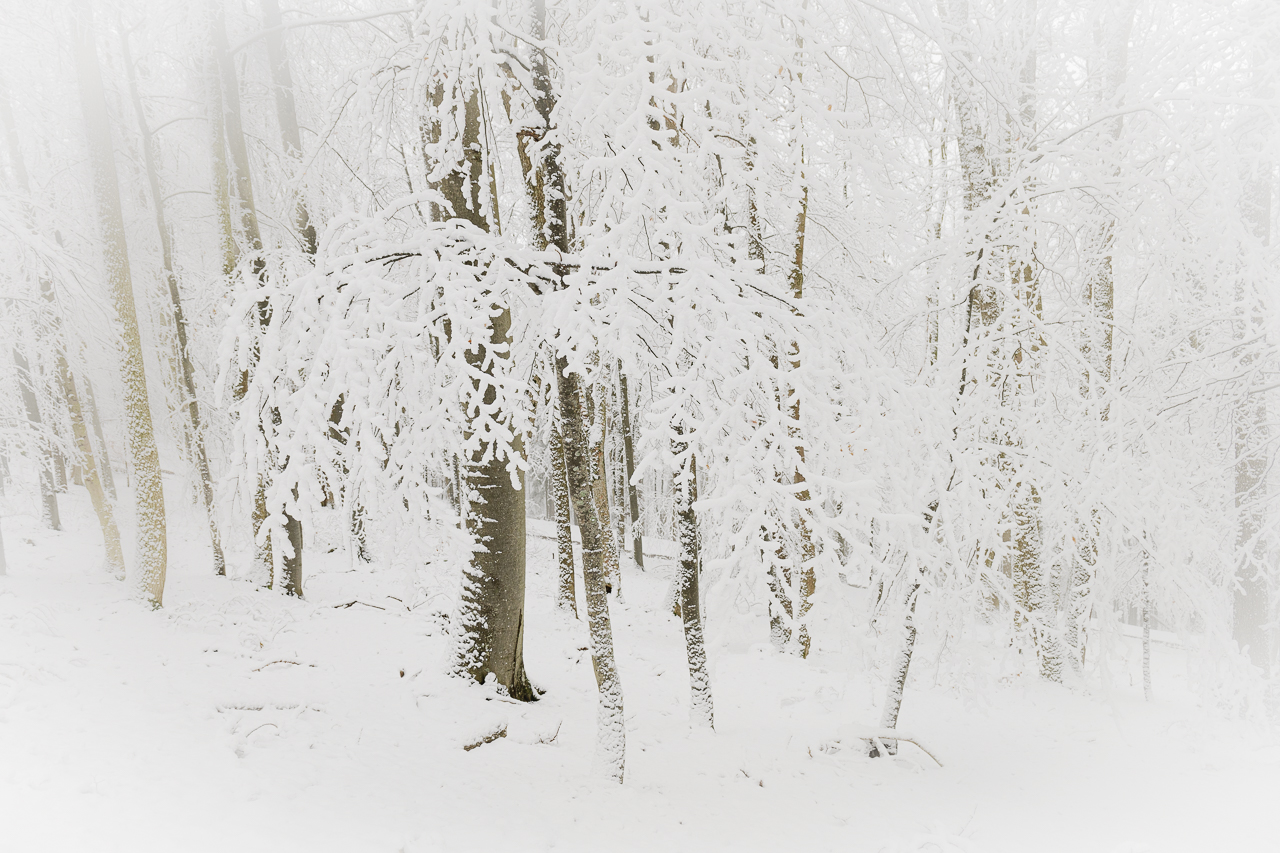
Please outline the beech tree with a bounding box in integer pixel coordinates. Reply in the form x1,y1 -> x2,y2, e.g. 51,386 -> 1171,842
73,3 -> 167,606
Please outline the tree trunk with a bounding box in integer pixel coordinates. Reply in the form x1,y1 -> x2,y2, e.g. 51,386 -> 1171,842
214,1 -> 303,592
1141,553 -> 1153,700
74,6 -> 168,606
551,409 -> 577,615
82,380 -> 116,501
586,384 -> 621,595
260,0 -> 317,254
619,369 -> 643,570
525,0 -> 625,776
870,583 -> 918,758
13,351 -> 60,531
121,27 -> 225,577
63,366 -> 125,577
673,433 -> 713,729
435,82 -> 533,701
1072,0 -> 1136,672
558,359 -> 627,780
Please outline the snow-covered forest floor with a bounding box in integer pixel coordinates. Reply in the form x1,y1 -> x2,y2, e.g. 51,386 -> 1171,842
2,482 -> 1276,853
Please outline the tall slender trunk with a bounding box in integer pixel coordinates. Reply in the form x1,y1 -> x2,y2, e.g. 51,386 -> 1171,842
1141,553 -> 1153,700
551,409 -> 577,615
673,432 -> 713,728
610,384 -> 627,572
260,0 -> 370,565
121,28 -> 225,577
619,368 -> 643,569
1071,0 -> 1136,673
558,359 -> 626,780
45,242 -> 118,557
82,380 -> 116,501
586,384 -> 621,595
1,78 -> 61,531
523,0 -> 625,777
63,366 -> 125,576
74,6 -> 167,606
213,1 -> 303,592
870,583 -> 918,757
13,351 -> 60,531
260,0 -> 317,254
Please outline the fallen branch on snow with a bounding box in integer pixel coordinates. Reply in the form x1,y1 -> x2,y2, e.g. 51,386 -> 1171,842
462,724 -> 508,751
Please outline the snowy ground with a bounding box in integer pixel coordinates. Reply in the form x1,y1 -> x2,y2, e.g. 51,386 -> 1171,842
1,481 -> 1277,853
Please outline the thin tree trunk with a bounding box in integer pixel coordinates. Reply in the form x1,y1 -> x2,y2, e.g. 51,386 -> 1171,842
1141,553 -> 1153,700
214,1 -> 303,592
610,384 -> 627,572
523,0 -> 625,776
121,27 -> 225,577
870,583 -> 918,757
551,409 -> 577,615
13,351 -> 60,531
586,385 -> 621,595
619,368 -> 643,570
673,433 -> 713,729
74,6 -> 167,606
558,359 -> 627,780
1233,74 -> 1271,672
260,0 -> 317,254
63,366 -> 125,576
83,379 -> 116,500
773,178 -> 815,657
1,78 -> 62,531
1073,1 -> 1136,672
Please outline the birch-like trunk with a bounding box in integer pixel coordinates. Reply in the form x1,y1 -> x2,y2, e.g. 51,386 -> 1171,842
74,7 -> 167,606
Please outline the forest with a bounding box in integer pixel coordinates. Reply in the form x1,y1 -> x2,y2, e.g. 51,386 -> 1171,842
0,0 -> 1277,850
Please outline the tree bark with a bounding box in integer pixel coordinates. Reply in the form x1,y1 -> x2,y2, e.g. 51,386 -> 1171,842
673,432 -> 713,729
74,6 -> 168,606
82,380 -> 116,501
13,351 -> 60,531
436,82 -> 533,701
551,409 -> 577,615
213,1 -> 303,592
260,0 -> 317,254
870,583 -> 917,758
63,366 -> 125,577
525,0 -> 625,776
121,27 -> 225,577
585,384 -> 621,595
618,369 -> 643,570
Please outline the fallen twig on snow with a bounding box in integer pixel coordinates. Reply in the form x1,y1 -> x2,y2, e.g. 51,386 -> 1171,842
251,660 -> 314,672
